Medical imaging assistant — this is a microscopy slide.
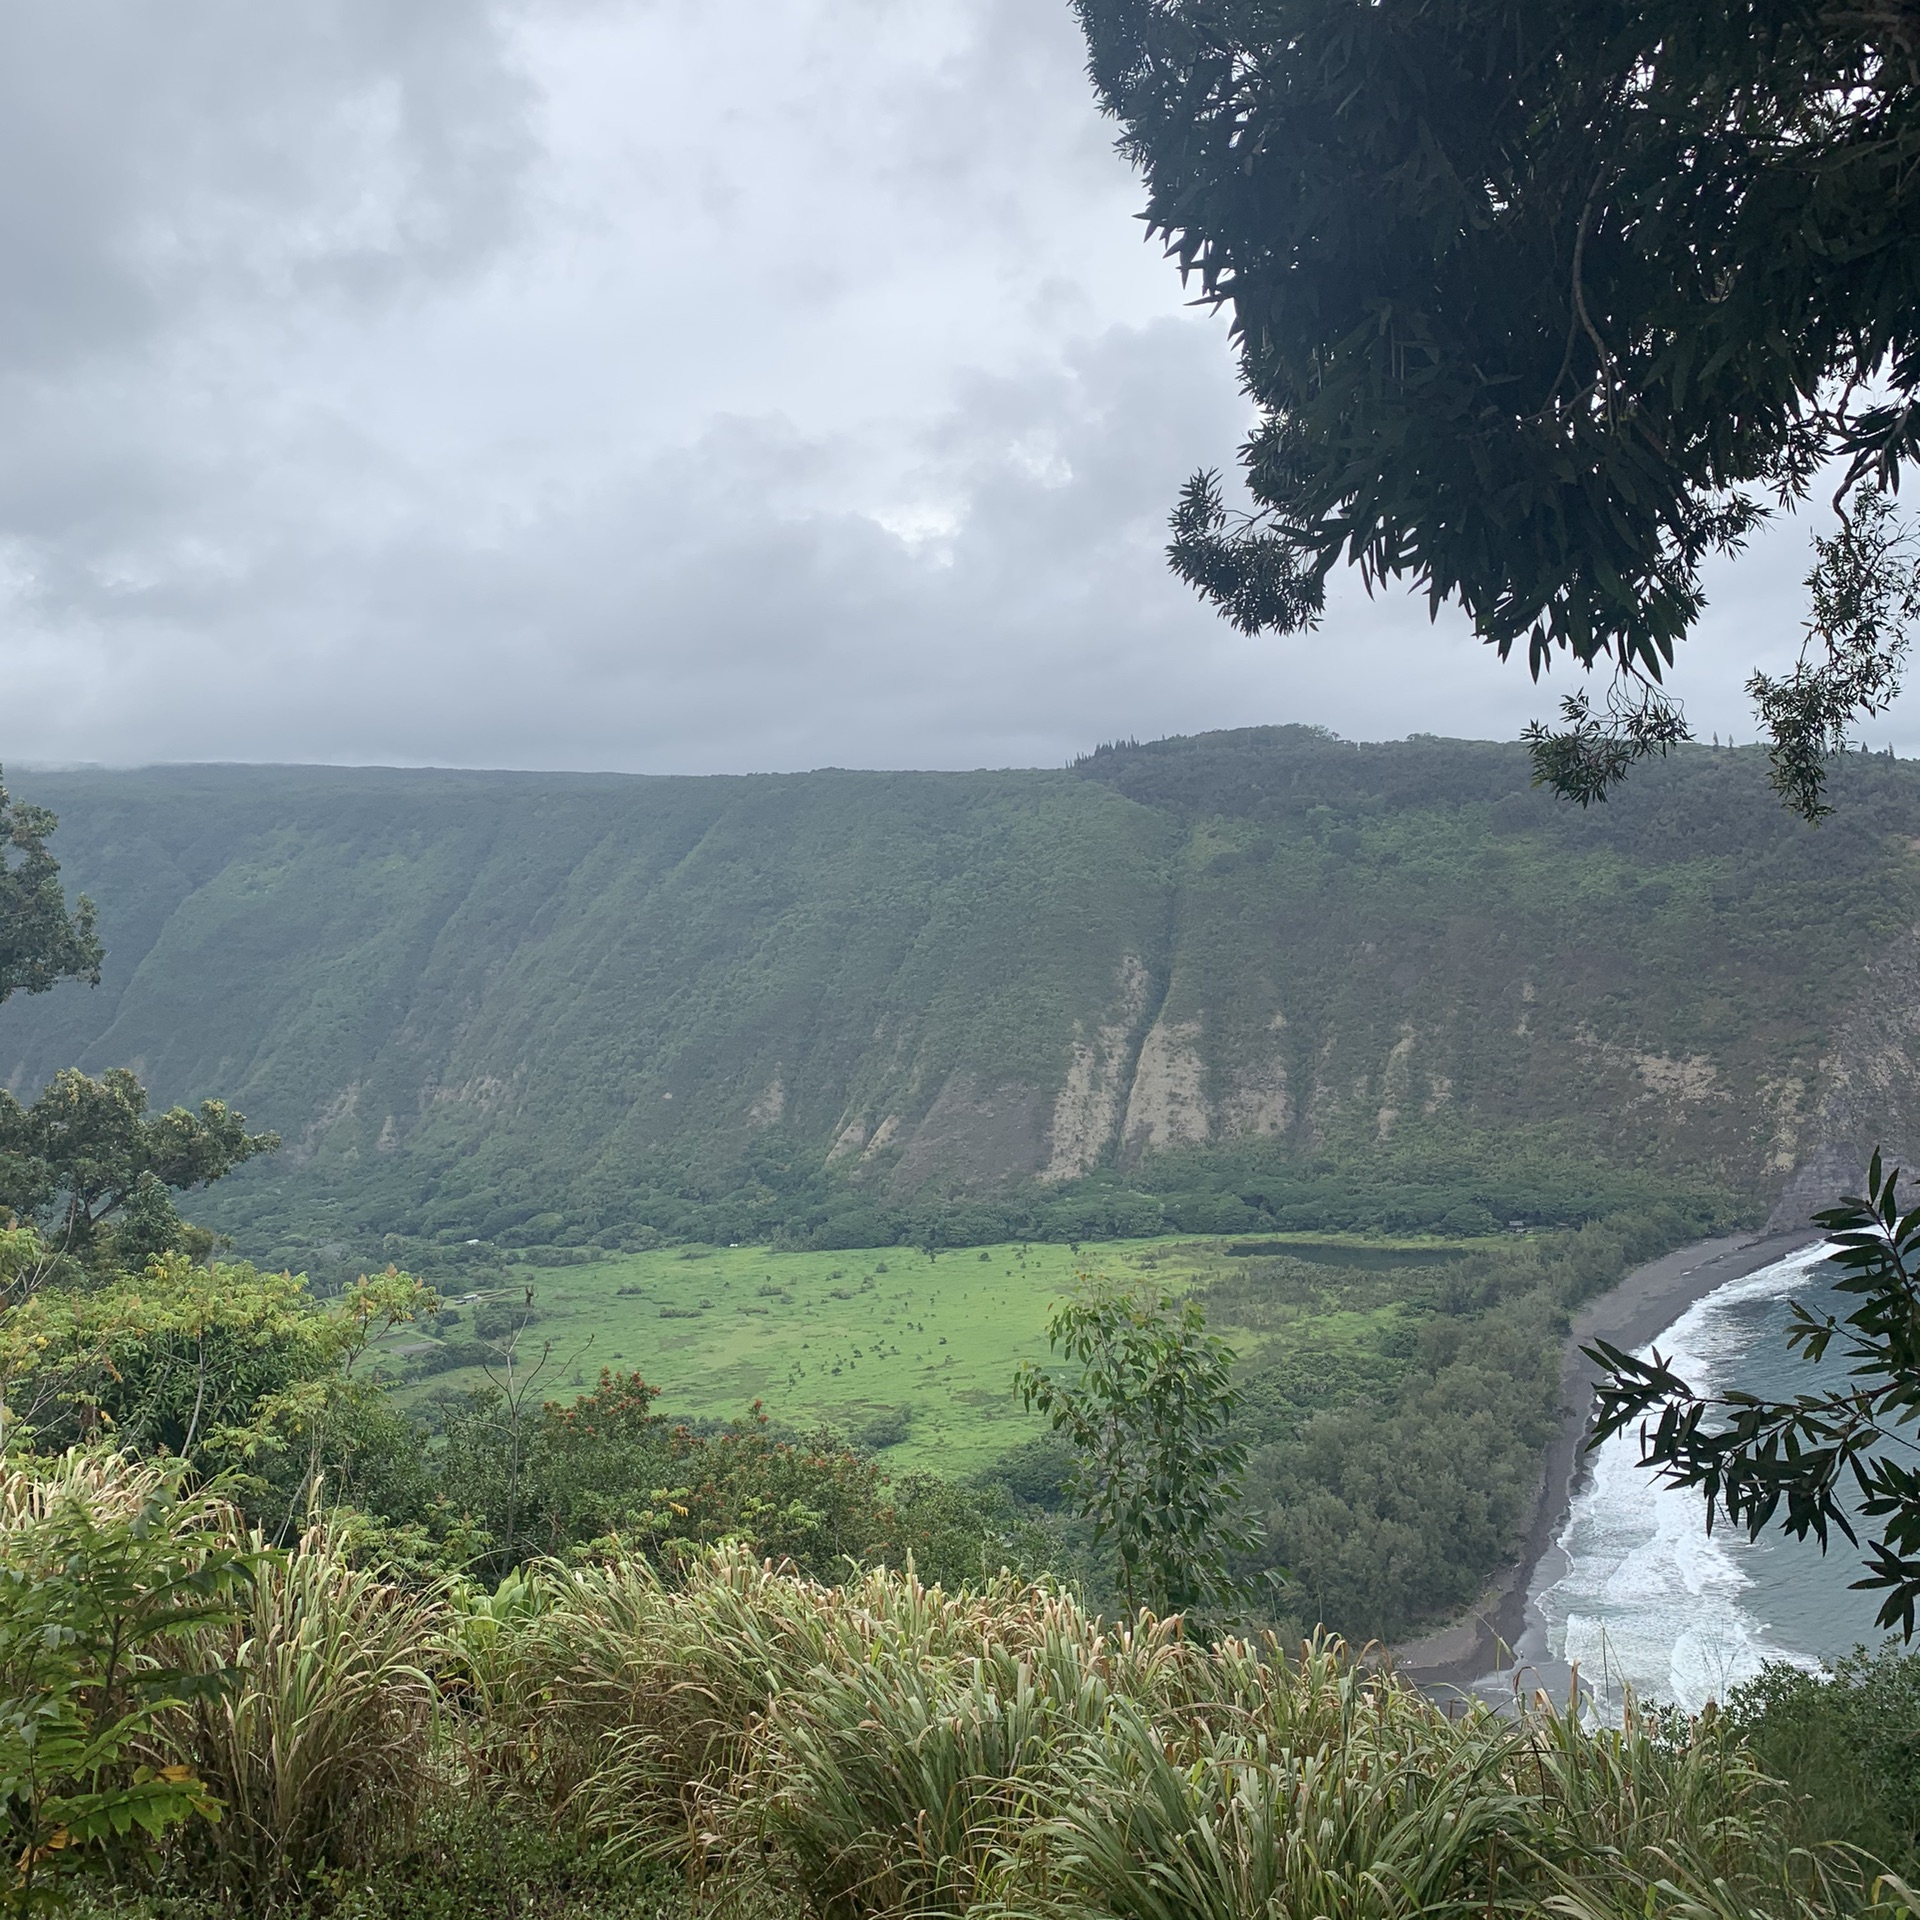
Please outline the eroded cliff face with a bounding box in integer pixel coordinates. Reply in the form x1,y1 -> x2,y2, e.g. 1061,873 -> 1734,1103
815,767 -> 1920,1215
825,900 -> 1920,1213
882,1074 -> 1049,1198
1768,927 -> 1920,1225
9,736 -> 1920,1237
1041,955 -> 1151,1182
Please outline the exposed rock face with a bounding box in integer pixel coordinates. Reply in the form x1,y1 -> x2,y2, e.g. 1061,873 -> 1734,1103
16,743 -> 1920,1235
886,1074 -> 1048,1197
1374,1025 -> 1416,1141
1574,1026 -> 1723,1107
1768,1145 -> 1868,1230
289,1082 -> 362,1167
747,1072 -> 785,1128
1219,1015 -> 1293,1138
1769,926 -> 1920,1227
872,954 -> 1308,1195
1042,955 -> 1151,1182
1122,1014 -> 1212,1157
1039,963 -> 1299,1183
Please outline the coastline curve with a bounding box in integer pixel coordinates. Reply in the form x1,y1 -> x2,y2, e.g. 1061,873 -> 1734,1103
1393,1227 -> 1820,1697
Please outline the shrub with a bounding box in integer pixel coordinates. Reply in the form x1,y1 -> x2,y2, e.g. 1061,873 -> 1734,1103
1728,1643 -> 1920,1874
41,1530 -> 1863,1920
157,1522 -> 442,1905
1037,1650 -> 1813,1920
484,1551 -> 1844,1920
854,1407 -> 910,1451
0,1453 -> 247,1915
305,1802 -> 735,1920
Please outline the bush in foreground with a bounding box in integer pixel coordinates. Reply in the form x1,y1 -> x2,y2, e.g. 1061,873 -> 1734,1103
3,1452 -> 1862,1920
1729,1642 -> 1920,1877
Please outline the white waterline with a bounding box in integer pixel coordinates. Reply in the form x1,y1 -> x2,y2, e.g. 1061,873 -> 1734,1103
1539,1242 -> 1836,1716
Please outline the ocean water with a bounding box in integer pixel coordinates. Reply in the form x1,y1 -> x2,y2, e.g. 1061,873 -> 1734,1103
1536,1242 -> 1893,1717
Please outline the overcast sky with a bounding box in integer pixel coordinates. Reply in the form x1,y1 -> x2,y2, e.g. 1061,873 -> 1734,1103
0,0 -> 1901,775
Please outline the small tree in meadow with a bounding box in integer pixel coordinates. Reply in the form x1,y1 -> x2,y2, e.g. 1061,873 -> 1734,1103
1017,1283 -> 1256,1618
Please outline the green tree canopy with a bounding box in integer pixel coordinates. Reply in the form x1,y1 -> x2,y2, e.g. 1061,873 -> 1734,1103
1075,0 -> 1920,813
0,1068 -> 279,1276
1017,1282 -> 1255,1617
0,768 -> 102,1003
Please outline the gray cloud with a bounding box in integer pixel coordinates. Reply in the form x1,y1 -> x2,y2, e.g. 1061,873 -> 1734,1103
0,0 -> 1902,774
0,2 -> 532,367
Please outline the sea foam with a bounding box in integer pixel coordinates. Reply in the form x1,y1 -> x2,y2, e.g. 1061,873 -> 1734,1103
1541,1243 -> 1834,1714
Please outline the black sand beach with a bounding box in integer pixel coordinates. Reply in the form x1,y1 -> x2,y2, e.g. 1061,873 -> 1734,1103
1393,1227 -> 1821,1693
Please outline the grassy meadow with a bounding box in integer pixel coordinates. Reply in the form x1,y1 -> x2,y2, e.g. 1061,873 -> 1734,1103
389,1233 -> 1457,1473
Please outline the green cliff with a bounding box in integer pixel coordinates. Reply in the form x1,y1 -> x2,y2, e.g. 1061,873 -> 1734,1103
7,729 -> 1920,1269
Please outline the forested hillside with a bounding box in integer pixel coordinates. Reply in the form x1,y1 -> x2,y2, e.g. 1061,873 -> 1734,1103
7,729 -> 1920,1275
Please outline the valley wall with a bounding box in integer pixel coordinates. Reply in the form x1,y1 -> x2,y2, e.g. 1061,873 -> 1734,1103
8,730 -> 1920,1260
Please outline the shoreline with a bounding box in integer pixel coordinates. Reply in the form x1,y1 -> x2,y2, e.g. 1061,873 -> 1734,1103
1391,1225 -> 1820,1694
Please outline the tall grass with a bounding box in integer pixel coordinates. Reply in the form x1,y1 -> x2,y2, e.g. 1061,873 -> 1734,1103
1041,1680 -> 1838,1920
480,1548 -> 1121,1843
0,1461 -> 1870,1920
0,1449 -> 180,1529
468,1549 -> 1851,1920
155,1521 -> 443,1904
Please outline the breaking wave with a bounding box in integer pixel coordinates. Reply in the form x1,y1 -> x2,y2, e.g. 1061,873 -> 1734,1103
1540,1242 -> 1852,1715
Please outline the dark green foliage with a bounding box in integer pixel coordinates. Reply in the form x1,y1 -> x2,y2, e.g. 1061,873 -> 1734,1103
1594,1150 -> 1920,1635
979,1432 -> 1077,1510
0,1071 -> 277,1276
8,1260 -> 441,1545
0,1464 -> 251,1916
1018,1286 -> 1253,1615
1523,684 -> 1692,810
434,1367 -> 1030,1590
856,1404 -> 911,1450
1251,1311 -> 1559,1642
75,1782 -> 764,1920
435,1368 -> 673,1573
0,772 -> 101,1008
1224,1211 -> 1698,1641
1750,493 -> 1920,819
1074,0 -> 1920,803
1727,1642 -> 1920,1873
305,1807 -> 760,1920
